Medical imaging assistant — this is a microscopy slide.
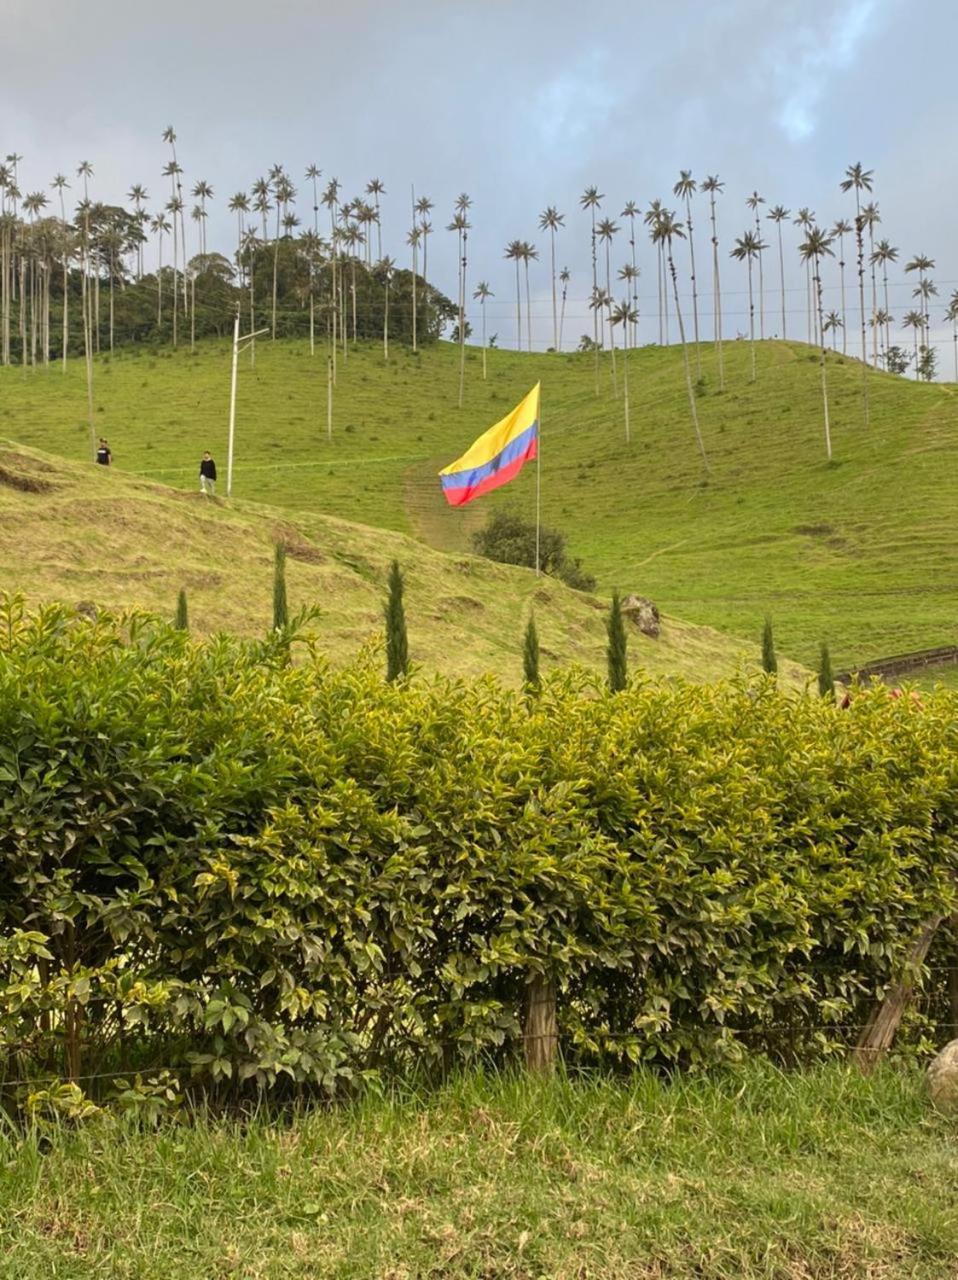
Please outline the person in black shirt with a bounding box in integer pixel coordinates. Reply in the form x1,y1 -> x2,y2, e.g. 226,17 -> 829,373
199,451 -> 217,496
96,438 -> 112,466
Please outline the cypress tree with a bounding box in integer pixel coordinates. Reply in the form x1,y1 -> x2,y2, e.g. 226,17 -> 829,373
522,615 -> 541,691
174,588 -> 188,631
761,617 -> 777,675
385,560 -> 409,682
607,591 -> 627,692
818,642 -> 834,698
273,542 -> 288,630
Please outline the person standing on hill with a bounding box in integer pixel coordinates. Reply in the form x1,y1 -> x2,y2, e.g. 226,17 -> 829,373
96,438 -> 112,466
199,451 -> 217,497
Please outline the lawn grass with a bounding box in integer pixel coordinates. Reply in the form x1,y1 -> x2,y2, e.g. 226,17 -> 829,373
2,336 -> 956,670
2,1063 -> 956,1278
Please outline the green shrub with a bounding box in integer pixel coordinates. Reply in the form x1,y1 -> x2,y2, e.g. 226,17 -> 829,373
472,511 -> 596,592
2,598 -> 958,1110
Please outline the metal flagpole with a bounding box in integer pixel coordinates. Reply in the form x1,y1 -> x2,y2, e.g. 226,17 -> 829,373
535,400 -> 541,577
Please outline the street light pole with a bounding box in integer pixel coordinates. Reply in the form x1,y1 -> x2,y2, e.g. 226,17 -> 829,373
226,307 -> 269,499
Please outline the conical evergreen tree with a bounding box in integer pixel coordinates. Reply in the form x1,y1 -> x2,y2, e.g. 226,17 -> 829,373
818,642 -> 834,698
174,588 -> 188,631
761,617 -> 777,675
522,615 -> 540,691
607,591 -> 627,692
272,542 -> 288,630
385,560 -> 409,682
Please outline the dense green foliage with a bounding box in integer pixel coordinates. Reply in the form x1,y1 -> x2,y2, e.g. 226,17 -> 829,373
384,559 -> 408,682
762,617 -> 777,675
472,511 -> 596,592
607,590 -> 627,691
3,600 -> 958,1115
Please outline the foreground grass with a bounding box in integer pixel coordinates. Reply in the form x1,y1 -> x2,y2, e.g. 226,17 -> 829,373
2,1064 -> 956,1278
3,337 -> 957,668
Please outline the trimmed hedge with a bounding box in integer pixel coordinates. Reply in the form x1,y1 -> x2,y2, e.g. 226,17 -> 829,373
2,599 -> 958,1104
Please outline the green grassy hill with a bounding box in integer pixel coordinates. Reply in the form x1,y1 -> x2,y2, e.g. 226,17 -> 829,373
0,442 -> 795,684
3,336 -> 957,669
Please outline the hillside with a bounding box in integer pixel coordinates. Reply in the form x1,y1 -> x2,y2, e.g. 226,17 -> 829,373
0,443 -> 797,684
4,336 -> 957,669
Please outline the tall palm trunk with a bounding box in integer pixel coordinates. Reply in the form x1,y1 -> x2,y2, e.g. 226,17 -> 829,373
524,254 -> 532,355
753,206 -> 765,338
458,226 -> 467,408
746,260 -> 757,382
684,196 -> 701,375
666,243 -> 709,474
549,226 -> 557,351
271,202 -> 281,339
604,239 -> 617,394
775,222 -> 786,339
708,193 -> 724,389
481,297 -> 487,379
813,256 -> 832,461
383,277 -> 389,360
854,198 -> 869,426
513,257 -> 521,352
838,231 -> 848,354
558,277 -> 568,351
868,225 -> 878,365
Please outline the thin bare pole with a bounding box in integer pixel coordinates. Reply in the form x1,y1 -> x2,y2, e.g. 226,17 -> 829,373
327,356 -> 333,441
535,401 -> 541,578
227,308 -> 239,497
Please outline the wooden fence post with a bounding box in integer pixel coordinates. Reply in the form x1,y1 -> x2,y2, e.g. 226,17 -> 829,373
854,913 -> 944,1072
523,974 -> 557,1073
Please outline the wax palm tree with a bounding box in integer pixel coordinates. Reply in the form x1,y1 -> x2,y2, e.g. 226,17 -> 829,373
558,267 -> 570,351
650,208 -> 709,473
406,223 -> 421,353
580,186 -> 603,388
610,299 -> 639,444
321,178 -> 340,370
447,197 -> 471,406
165,196 -> 183,345
504,239 -> 524,352
862,200 -> 881,363
415,195 -> 433,331
538,206 -> 564,350
871,238 -> 898,356
366,178 -> 385,259
839,162 -> 873,424
375,255 -> 394,360
798,226 -> 836,460
872,308 -> 892,365
127,183 -> 148,277
913,277 -> 938,378
271,172 -> 296,339
823,310 -> 843,350
151,212 -> 170,328
729,231 -> 766,382
597,217 -> 619,389
618,264 -> 639,348
52,172 -> 71,369
791,208 -> 815,344
902,309 -> 924,376
673,171 -> 701,371
904,254 -> 935,372
767,205 -> 790,339
521,240 -> 538,355
644,198 -> 668,344
746,191 -> 766,337
305,164 -> 321,235
946,291 -> 958,381
830,219 -> 852,353
701,175 -> 724,387
620,200 -> 640,324
192,179 -> 213,254
473,281 -> 493,379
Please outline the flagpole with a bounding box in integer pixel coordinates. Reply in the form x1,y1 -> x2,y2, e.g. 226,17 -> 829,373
535,404 -> 541,578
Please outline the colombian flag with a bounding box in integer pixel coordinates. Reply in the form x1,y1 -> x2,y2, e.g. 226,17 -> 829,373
439,384 -> 540,506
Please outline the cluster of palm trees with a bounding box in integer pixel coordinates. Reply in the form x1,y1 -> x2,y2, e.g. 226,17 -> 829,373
2,137 -> 957,474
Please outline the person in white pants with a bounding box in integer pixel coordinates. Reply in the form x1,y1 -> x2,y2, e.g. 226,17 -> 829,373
199,451 -> 217,496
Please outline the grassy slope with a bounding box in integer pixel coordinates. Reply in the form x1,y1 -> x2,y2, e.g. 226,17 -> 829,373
3,337 -> 956,670
0,443 -> 790,685
3,1066 -> 957,1279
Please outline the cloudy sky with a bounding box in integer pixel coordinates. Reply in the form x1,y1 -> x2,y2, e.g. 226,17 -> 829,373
3,0 -> 955,358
